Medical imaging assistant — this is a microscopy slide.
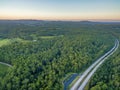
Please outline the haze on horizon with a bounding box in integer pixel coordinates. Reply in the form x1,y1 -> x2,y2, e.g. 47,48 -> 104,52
0,0 -> 120,21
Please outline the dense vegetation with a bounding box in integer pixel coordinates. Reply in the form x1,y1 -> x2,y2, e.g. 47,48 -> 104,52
87,49 -> 120,90
0,20 -> 119,90
86,32 -> 120,90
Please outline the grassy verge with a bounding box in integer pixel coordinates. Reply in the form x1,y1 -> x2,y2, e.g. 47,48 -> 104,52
68,75 -> 80,89
62,73 -> 74,83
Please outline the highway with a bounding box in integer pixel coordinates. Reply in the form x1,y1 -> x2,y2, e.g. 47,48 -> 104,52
0,62 -> 12,67
71,39 -> 119,90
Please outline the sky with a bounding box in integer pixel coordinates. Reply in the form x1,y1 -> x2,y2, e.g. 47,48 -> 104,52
0,0 -> 120,21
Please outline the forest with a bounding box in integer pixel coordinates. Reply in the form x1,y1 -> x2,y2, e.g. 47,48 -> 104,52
0,20 -> 120,90
87,46 -> 120,90
86,28 -> 120,90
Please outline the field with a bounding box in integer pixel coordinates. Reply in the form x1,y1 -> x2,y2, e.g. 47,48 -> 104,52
0,39 -> 11,47
0,64 -> 9,76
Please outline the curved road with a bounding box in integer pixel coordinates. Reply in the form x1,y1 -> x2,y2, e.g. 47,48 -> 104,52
71,39 -> 119,90
0,62 -> 12,67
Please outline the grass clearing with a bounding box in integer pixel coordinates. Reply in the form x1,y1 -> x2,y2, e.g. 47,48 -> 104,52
10,38 -> 30,43
0,64 -> 9,76
40,35 -> 64,39
0,39 -> 11,47
40,36 -> 57,39
0,38 -> 29,47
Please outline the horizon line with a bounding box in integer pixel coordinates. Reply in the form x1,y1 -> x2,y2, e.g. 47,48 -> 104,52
0,19 -> 120,22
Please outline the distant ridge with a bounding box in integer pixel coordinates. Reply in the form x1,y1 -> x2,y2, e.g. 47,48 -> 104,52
0,20 -> 120,24
79,20 -> 93,23
78,20 -> 100,24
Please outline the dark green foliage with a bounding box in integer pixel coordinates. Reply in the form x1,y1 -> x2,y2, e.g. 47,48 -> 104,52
0,21 -> 119,90
87,46 -> 120,90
